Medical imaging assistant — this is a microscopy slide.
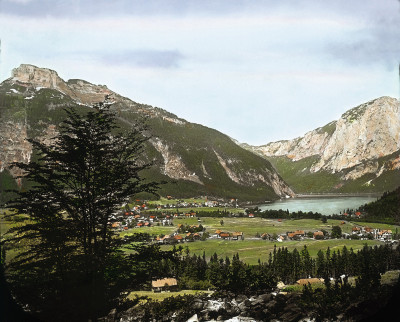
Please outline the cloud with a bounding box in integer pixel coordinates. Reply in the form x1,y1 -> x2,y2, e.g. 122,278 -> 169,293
100,49 -> 185,69
4,0 -> 34,4
321,0 -> 400,67
325,25 -> 400,67
0,0 -> 276,18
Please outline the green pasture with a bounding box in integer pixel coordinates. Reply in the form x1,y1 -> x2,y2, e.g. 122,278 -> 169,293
159,206 -> 243,214
197,217 -> 345,236
127,290 -> 212,302
121,216 -> 400,239
350,221 -> 399,232
120,217 -> 399,265
161,238 -> 384,265
146,197 -> 207,206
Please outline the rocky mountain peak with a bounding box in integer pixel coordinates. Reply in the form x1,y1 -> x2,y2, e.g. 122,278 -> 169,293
10,64 -> 112,105
243,96 -> 400,192
12,64 -> 62,89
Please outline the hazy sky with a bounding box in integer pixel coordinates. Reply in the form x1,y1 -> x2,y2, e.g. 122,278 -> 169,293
0,0 -> 399,145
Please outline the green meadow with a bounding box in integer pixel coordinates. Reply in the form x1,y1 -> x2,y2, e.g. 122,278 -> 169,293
121,216 -> 397,265
127,290 -> 212,302
3,210 -> 398,266
161,238 -> 383,265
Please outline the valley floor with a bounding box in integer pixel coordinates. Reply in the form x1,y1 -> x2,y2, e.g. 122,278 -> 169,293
122,217 -> 398,265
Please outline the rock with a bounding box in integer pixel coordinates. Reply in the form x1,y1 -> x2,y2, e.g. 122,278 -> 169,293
245,96 -> 400,191
256,293 -> 273,303
278,306 -> 303,322
235,294 -> 248,303
192,299 -> 205,310
186,313 -> 199,322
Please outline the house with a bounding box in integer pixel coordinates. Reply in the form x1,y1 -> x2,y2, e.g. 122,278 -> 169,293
294,230 -> 305,236
111,222 -> 121,229
296,278 -> 323,285
215,230 -> 222,238
232,232 -> 244,240
173,235 -> 184,243
219,232 -> 231,240
152,278 -> 178,292
248,213 -> 255,218
261,233 -> 271,240
277,235 -> 284,242
313,231 -> 324,239
378,230 -> 392,241
364,226 -> 373,233
287,230 -> 305,240
156,235 -> 171,244
352,226 -> 361,234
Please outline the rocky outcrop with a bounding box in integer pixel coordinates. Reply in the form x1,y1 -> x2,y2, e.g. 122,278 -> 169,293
103,290 -> 396,322
11,64 -> 113,105
106,293 -> 307,322
0,121 -> 32,185
214,150 -> 294,197
150,138 -> 203,185
249,97 -> 400,184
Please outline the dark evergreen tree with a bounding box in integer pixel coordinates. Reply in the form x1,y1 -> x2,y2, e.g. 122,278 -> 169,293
331,225 -> 342,239
4,96 -> 159,321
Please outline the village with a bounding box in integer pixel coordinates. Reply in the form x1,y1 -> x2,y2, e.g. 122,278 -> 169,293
109,202 -> 397,245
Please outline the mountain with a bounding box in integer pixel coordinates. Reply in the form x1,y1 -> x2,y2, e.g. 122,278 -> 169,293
0,64 -> 294,203
244,96 -> 400,193
358,186 -> 400,224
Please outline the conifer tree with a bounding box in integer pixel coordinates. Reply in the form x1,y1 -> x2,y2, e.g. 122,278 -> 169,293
4,96 -> 159,321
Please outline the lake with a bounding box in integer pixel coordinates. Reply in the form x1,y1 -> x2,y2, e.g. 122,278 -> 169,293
258,195 -> 381,216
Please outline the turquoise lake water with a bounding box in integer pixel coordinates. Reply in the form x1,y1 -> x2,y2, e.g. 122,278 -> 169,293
258,195 -> 380,216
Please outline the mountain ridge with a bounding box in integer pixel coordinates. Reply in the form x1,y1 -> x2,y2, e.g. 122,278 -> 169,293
0,64 -> 294,203
243,96 -> 400,193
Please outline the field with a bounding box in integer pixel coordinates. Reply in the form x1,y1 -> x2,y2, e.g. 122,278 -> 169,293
161,238 -> 383,265
127,290 -> 212,302
121,216 -> 397,264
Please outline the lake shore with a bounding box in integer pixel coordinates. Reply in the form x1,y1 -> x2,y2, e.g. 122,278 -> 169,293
258,195 -> 380,215
293,192 -> 382,198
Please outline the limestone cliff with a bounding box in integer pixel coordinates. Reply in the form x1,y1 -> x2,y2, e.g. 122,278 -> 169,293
245,97 -> 400,192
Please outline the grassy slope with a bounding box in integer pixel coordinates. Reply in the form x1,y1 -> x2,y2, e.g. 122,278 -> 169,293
266,155 -> 341,193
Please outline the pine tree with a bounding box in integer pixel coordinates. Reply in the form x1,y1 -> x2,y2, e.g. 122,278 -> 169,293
4,97 -> 159,321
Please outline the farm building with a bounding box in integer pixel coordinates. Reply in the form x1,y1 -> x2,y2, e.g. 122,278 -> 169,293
152,278 -> 178,292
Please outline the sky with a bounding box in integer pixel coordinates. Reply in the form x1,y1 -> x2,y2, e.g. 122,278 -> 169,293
0,0 -> 399,145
